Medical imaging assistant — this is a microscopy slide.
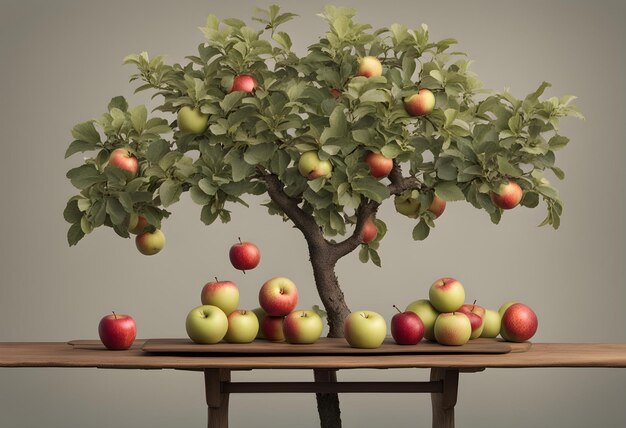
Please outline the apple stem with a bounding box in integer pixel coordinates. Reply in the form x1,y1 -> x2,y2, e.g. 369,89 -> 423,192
215,277 -> 218,282
472,299 -> 477,310
238,237 -> 242,245
242,270 -> 246,275
112,311 -> 117,320
392,305 -> 402,314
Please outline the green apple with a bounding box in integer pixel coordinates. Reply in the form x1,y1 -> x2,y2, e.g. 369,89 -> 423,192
343,310 -> 387,349
201,279 -> 239,315
356,56 -> 383,78
428,277 -> 465,313
177,106 -> 208,134
394,194 -> 420,218
252,307 -> 266,339
298,151 -> 332,180
403,88 -> 436,117
135,229 -> 166,256
185,305 -> 228,344
498,301 -> 518,318
405,299 -> 439,341
283,310 -> 324,344
480,309 -> 501,338
224,309 -> 259,343
434,312 -> 471,346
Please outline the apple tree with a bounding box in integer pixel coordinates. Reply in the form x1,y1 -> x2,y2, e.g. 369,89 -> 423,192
64,5 -> 581,426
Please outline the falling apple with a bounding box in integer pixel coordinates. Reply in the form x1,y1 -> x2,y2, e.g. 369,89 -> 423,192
229,238 -> 260,273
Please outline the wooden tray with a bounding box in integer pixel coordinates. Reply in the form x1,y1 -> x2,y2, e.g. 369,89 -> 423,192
137,337 -> 530,355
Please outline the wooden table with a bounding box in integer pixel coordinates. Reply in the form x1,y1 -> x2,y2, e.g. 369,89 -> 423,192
2,339 -> 626,428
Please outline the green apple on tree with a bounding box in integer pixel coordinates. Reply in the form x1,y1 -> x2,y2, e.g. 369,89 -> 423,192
177,106 -> 208,134
298,151 -> 332,180
403,89 -> 435,117
356,56 -> 382,77
135,229 -> 165,256
343,310 -> 387,349
185,305 -> 228,344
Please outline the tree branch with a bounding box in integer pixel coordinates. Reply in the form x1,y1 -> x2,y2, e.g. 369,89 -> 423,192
258,170 -> 327,248
387,161 -> 422,195
330,199 -> 380,260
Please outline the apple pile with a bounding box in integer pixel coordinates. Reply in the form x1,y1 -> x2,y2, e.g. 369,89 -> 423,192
402,277 -> 538,346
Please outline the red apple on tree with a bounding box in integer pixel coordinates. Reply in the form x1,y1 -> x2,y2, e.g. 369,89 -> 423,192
259,277 -> 298,316
201,278 -> 240,315
391,305 -> 424,345
356,56 -> 382,78
365,152 -> 393,179
283,310 -> 324,344
360,217 -> 378,244
490,180 -> 523,210
394,194 -> 446,219
229,74 -> 258,93
404,89 -> 435,117
500,303 -> 538,342
428,195 -> 447,218
229,238 -> 260,273
98,312 -> 136,350
108,148 -> 138,175
135,229 -> 165,256
128,214 -> 147,235
329,88 -> 342,98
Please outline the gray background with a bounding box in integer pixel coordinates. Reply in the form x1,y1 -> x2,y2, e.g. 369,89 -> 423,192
1,0 -> 625,427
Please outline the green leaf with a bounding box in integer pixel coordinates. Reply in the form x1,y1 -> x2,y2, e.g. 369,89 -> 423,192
66,164 -> 106,189
497,155 -> 523,177
244,143 -> 275,165
63,200 -> 82,223
67,222 -> 85,246
358,245 -> 370,263
146,140 -> 170,163
536,184 -> 559,200
65,140 -> 98,158
160,179 -> 182,207
130,105 -> 148,133
201,204 -> 219,225
71,121 -> 101,145
106,197 -> 127,225
369,248 -> 381,267
220,91 -> 246,114
272,31 -> 292,50
351,177 -> 390,203
548,135 -> 569,151
360,89 -> 388,103
228,152 -> 253,182
435,182 -> 465,201
412,220 -> 430,241
108,96 -> 128,112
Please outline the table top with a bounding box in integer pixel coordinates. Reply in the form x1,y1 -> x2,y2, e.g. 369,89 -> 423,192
2,340 -> 626,370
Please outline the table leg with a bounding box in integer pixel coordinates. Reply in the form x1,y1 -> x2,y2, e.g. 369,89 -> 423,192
204,368 -> 231,428
430,368 -> 459,428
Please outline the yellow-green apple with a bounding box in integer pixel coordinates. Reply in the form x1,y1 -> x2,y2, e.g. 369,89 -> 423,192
259,277 -> 298,316
98,312 -> 136,350
135,229 -> 165,256
360,217 -> 378,244
498,301 -> 518,318
229,74 -> 258,93
185,305 -> 228,344
343,310 -> 387,349
405,299 -> 440,341
464,312 -> 484,339
260,316 -> 285,341
177,106 -> 208,134
298,151 -> 332,179
365,152 -> 393,179
394,194 -> 446,219
428,277 -> 465,313
229,239 -> 260,272
490,180 -> 523,210
480,309 -> 501,338
500,303 -> 538,342
201,279 -> 239,315
252,307 -> 266,339
108,148 -> 138,175
404,89 -> 435,117
283,310 -> 324,344
357,56 -> 383,78
434,312 -> 471,346
391,305 -> 424,345
128,214 -> 148,235
224,309 -> 259,343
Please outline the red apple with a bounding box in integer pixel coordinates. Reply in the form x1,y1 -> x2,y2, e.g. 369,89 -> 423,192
391,305 -> 424,345
259,277 -> 298,316
128,214 -> 147,235
429,195 -> 446,218
229,74 -> 257,93
490,180 -> 523,210
458,301 -> 486,320
135,229 -> 165,256
283,310 -> 324,344
357,56 -> 383,78
260,316 -> 285,341
201,278 -> 240,315
365,152 -> 393,179
229,238 -> 260,273
464,312 -> 484,339
108,148 -> 138,175
98,312 -> 136,350
360,217 -> 378,244
501,303 -> 538,342
329,88 -> 342,98
404,89 -> 435,117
